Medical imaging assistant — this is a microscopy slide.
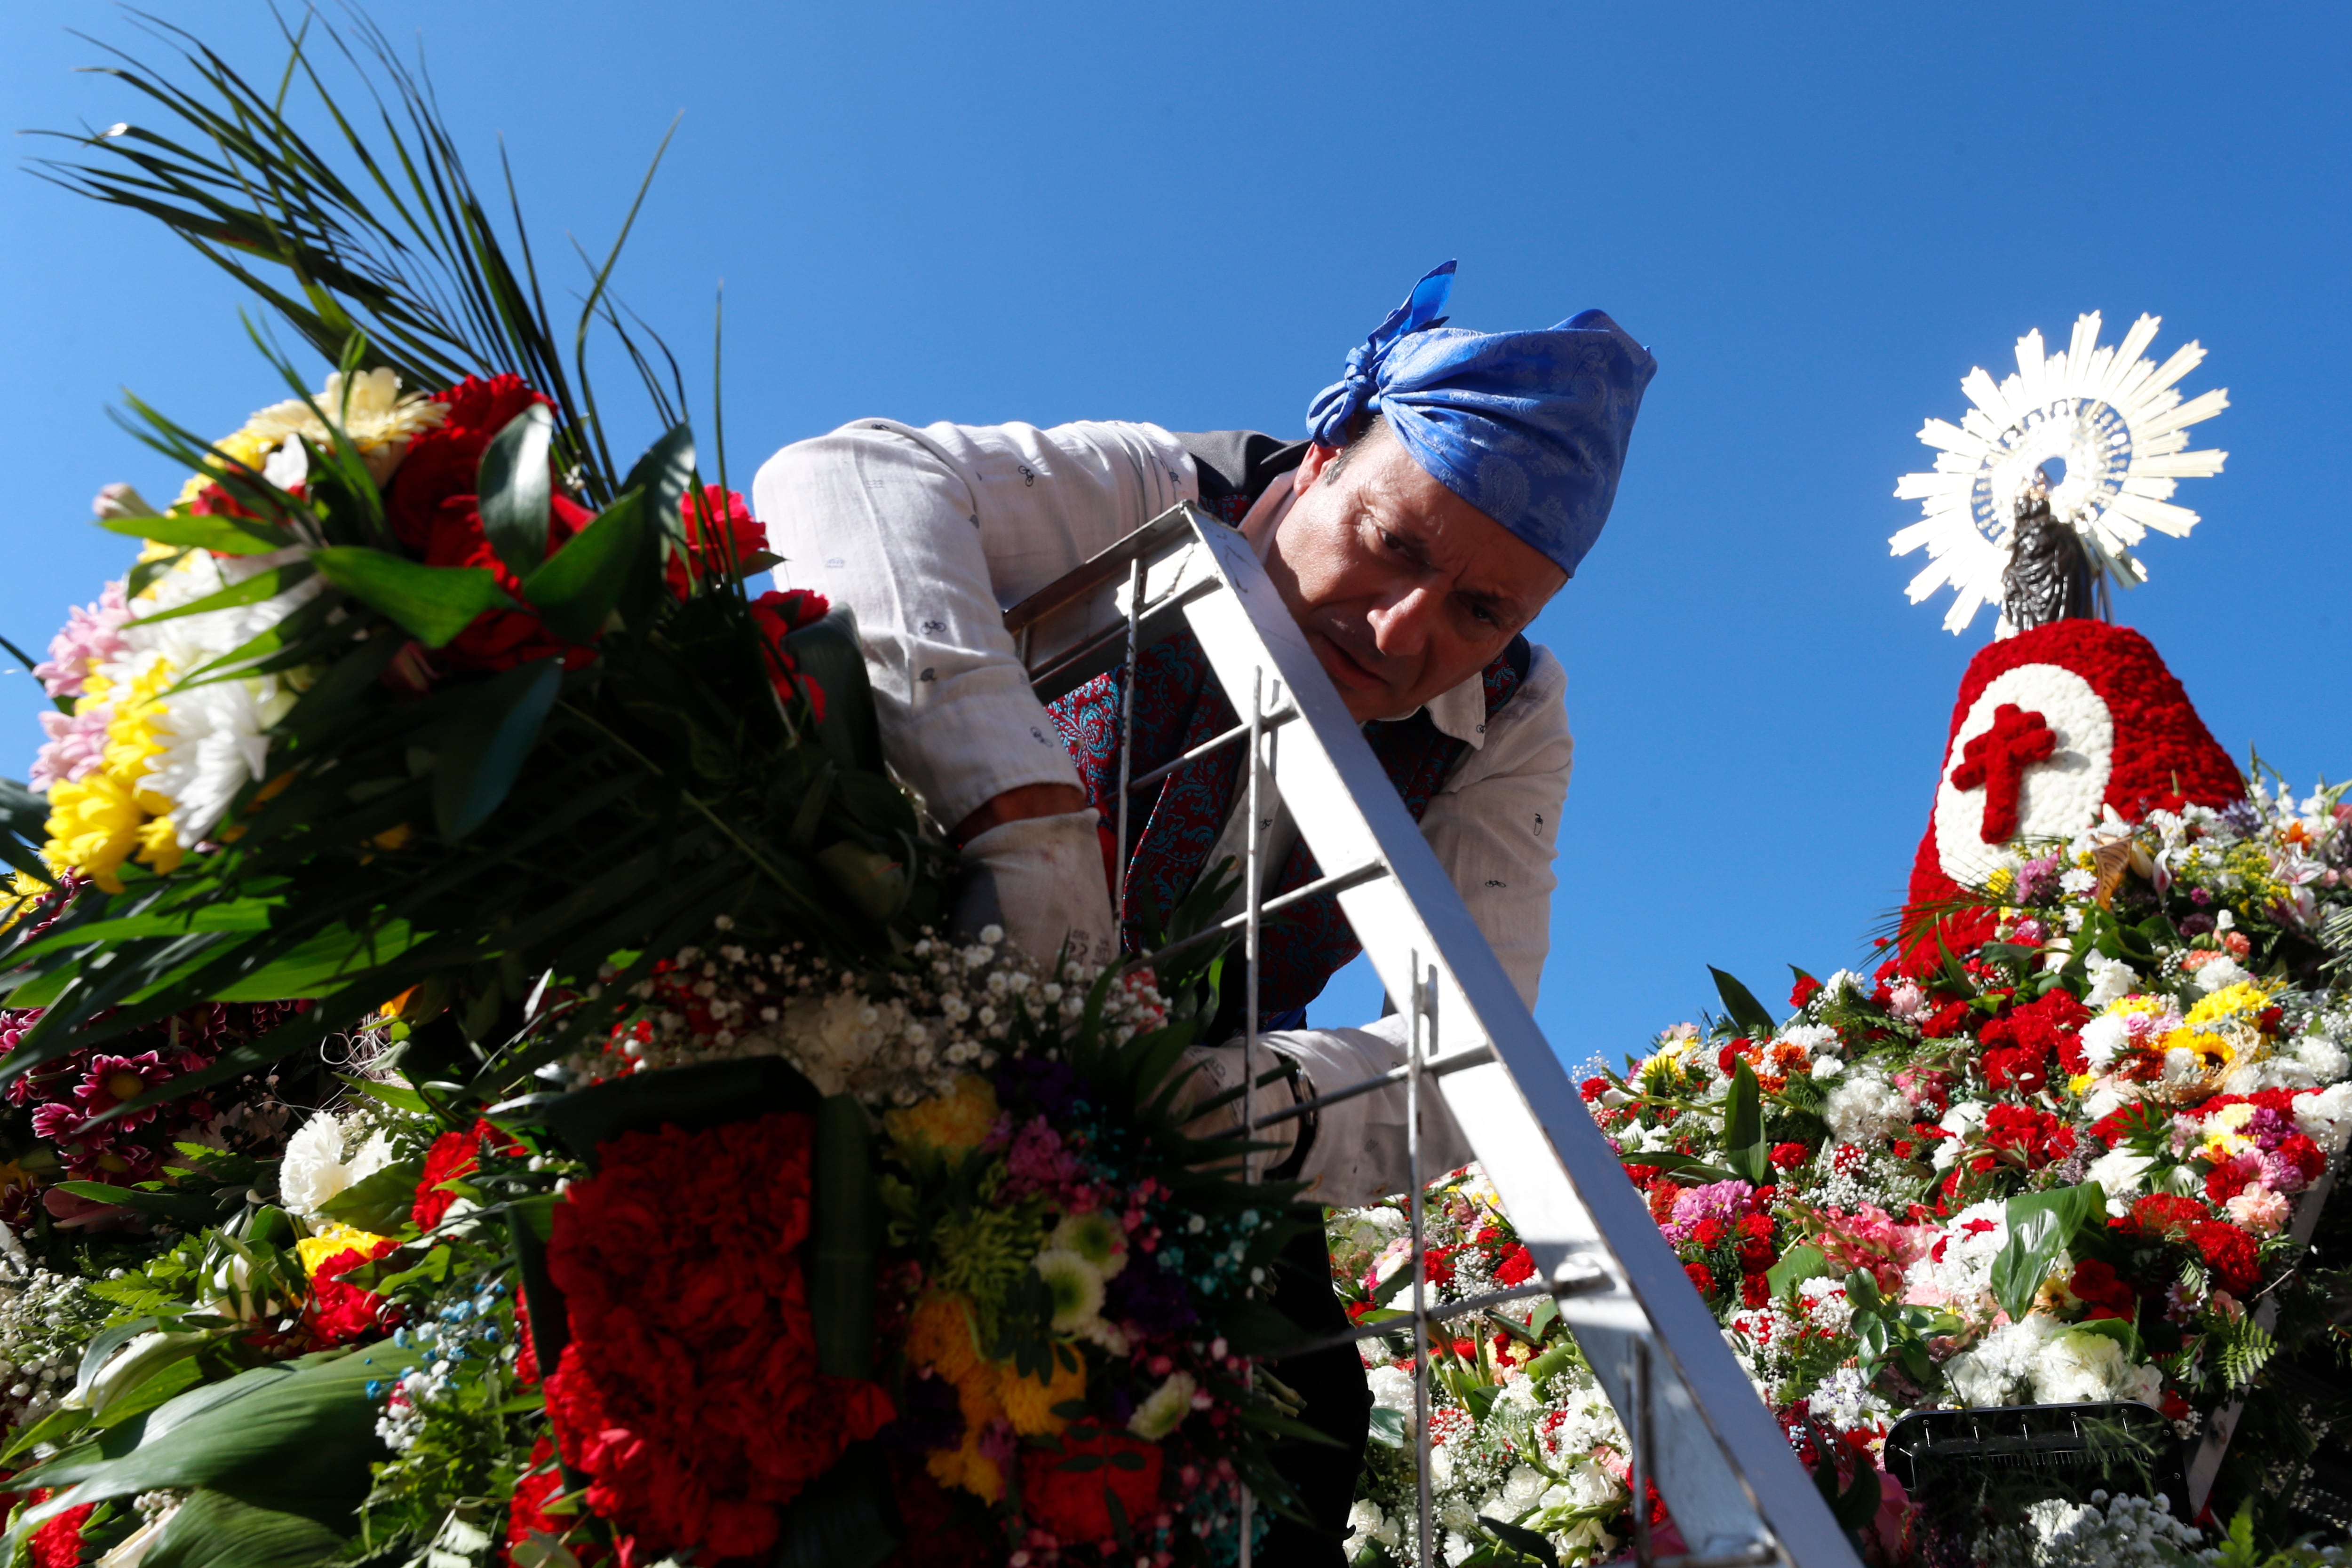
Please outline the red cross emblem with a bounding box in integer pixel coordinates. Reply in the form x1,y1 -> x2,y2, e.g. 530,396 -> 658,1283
1949,702 -> 2058,843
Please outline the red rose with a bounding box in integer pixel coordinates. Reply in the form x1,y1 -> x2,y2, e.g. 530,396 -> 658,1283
542,1114 -> 893,1558
2187,1220 -> 2261,1295
413,1119 -> 526,1232
306,1235 -> 400,1346
1683,1262 -> 1717,1299
1018,1426 -> 1164,1543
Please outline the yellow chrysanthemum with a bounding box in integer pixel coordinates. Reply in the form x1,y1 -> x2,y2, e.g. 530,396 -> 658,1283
0,871 -> 51,934
906,1293 -> 984,1385
295,1224 -> 392,1276
995,1349 -> 1085,1437
926,1426 -> 1005,1505
2186,982 -> 2272,1028
100,663 -> 174,795
885,1075 -> 1001,1153
2197,1131 -> 2255,1164
174,428 -> 276,508
43,771 -> 147,892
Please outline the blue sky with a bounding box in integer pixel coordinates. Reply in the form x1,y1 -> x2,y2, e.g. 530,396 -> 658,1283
2,3 -> 2345,1068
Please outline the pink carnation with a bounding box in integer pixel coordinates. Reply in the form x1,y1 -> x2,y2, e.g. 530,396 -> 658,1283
34,583 -> 130,700
2225,1186 -> 2292,1237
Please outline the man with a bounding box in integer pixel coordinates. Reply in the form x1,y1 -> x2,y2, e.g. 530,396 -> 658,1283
755,262 -> 1653,1558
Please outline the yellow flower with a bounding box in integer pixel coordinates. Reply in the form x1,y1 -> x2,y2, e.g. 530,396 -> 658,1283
43,771 -> 147,891
906,1293 -> 984,1385
926,1426 -> 1005,1505
995,1348 -> 1086,1436
173,428 -> 276,509
2186,982 -> 2271,1028
2197,1132 -> 2254,1164
1984,868 -> 2017,900
885,1076 -> 1001,1153
0,871 -> 51,934
2066,1073 -> 2097,1098
295,1224 -> 391,1276
2209,1102 -> 2256,1134
2158,1025 -> 2235,1073
2103,994 -> 2171,1020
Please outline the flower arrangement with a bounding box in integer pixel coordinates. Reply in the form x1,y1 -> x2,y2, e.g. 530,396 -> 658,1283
0,17 -> 1329,1568
1567,775 -> 2352,1559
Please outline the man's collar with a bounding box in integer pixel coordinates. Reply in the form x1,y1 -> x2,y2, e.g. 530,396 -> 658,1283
1423,675 -> 1490,749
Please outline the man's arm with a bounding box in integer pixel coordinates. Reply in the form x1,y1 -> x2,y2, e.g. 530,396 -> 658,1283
754,418 -> 1194,836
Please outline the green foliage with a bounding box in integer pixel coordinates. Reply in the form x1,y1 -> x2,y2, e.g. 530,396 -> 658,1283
1990,1183 -> 2102,1324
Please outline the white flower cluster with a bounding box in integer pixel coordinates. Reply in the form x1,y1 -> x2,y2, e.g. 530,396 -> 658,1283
278,1108 -> 399,1220
1349,1357 -> 1629,1567
0,1266 -> 110,1430
375,1283 -> 517,1453
1822,1067 -> 1911,1146
1981,1489 -> 2208,1568
1902,1198 -> 2010,1317
572,923 -> 1169,1110
1941,1316 -> 2160,1410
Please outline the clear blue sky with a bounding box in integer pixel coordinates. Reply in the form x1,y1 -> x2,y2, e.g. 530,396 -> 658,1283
3,3 -> 2345,1069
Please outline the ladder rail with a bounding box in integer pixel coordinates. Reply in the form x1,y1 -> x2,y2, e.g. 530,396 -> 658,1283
1008,504 -> 1863,1568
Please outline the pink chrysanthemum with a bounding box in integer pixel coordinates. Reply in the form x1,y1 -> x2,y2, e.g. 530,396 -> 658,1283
33,582 -> 131,700
71,1051 -> 173,1128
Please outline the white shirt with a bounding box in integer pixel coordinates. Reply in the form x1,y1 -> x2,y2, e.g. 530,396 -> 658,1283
754,418 -> 1577,1201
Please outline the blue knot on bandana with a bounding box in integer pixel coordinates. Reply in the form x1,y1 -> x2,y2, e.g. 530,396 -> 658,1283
1304,261 -> 1657,578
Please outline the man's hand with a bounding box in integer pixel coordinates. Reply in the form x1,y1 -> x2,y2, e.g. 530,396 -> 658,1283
950,797 -> 1118,972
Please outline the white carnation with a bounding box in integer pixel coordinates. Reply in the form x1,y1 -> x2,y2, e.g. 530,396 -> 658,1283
2084,1147 -> 2153,1212
2082,953 -> 2139,1007
1779,1023 -> 1839,1057
2296,1083 -> 2352,1153
278,1113 -> 353,1218
2295,1033 -> 2350,1085
1824,1069 -> 1911,1147
1944,1314 -> 2057,1407
2030,1327 -> 2149,1405
2193,955 -> 2251,993
2078,1011 -> 2130,1069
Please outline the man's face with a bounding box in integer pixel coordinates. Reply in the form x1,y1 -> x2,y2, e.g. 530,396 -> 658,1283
1246,427 -> 1569,723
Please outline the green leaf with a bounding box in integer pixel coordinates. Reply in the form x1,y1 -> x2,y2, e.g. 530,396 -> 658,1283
479,403 -> 556,580
1989,1183 -> 2102,1323
619,424 -> 695,625
1709,966 -> 1777,1038
813,1095 -> 878,1379
1478,1515 -> 1560,1568
1722,1058 -> 1770,1185
0,776 -> 52,883
146,1489 -> 347,1567
10,1343 -> 418,1535
124,563 -> 314,628
2066,1315 -> 2145,1361
310,546 -> 514,647
314,1161 -> 425,1235
1614,1148 -> 1743,1186
1366,1405 -> 1406,1448
521,490 -> 650,643
0,1405 -> 91,1468
432,657 -> 564,841
97,510 -> 290,556
1766,1244 -> 1834,1301
207,919 -> 428,1002
53,1181 -> 220,1228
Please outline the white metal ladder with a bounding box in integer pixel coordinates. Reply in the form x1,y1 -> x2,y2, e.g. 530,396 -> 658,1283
1004,503 -> 1864,1568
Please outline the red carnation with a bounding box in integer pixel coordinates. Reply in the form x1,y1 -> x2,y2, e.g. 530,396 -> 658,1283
506,1436 -> 606,1567
1921,999 -> 1977,1041
413,1119 -> 525,1231
2067,1259 -> 2137,1321
1770,1142 -> 1810,1172
1790,975 -> 1823,1010
1740,1271 -> 1771,1308
27,1496 -> 93,1568
747,588 -> 831,719
2188,1220 -> 2262,1295
542,1114 -> 893,1558
667,485 -> 770,597
1018,1427 -> 1164,1543
2280,1132 -> 2327,1185
1985,1104 -> 2074,1169
306,1235 -> 400,1346
1683,1262 -> 1717,1299
2117,1193 -> 2210,1241
1493,1243 -> 1535,1287
1579,1076 -> 1610,1102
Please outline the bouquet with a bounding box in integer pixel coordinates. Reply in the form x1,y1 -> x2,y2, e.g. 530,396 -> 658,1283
0,17 -> 1326,1568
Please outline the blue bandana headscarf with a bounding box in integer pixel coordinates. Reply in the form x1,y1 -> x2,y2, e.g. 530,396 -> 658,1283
1305,261 -> 1656,578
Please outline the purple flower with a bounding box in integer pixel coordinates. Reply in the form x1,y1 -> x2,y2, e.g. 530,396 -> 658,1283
1663,1179 -> 1753,1245
1105,1247 -> 1197,1337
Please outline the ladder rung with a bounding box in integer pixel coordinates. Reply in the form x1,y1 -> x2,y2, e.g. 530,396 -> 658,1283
1271,1260 -> 1613,1360
1147,858 -> 1390,965
1024,576 -> 1219,699
1125,705 -> 1298,795
1248,1042 -> 1495,1129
